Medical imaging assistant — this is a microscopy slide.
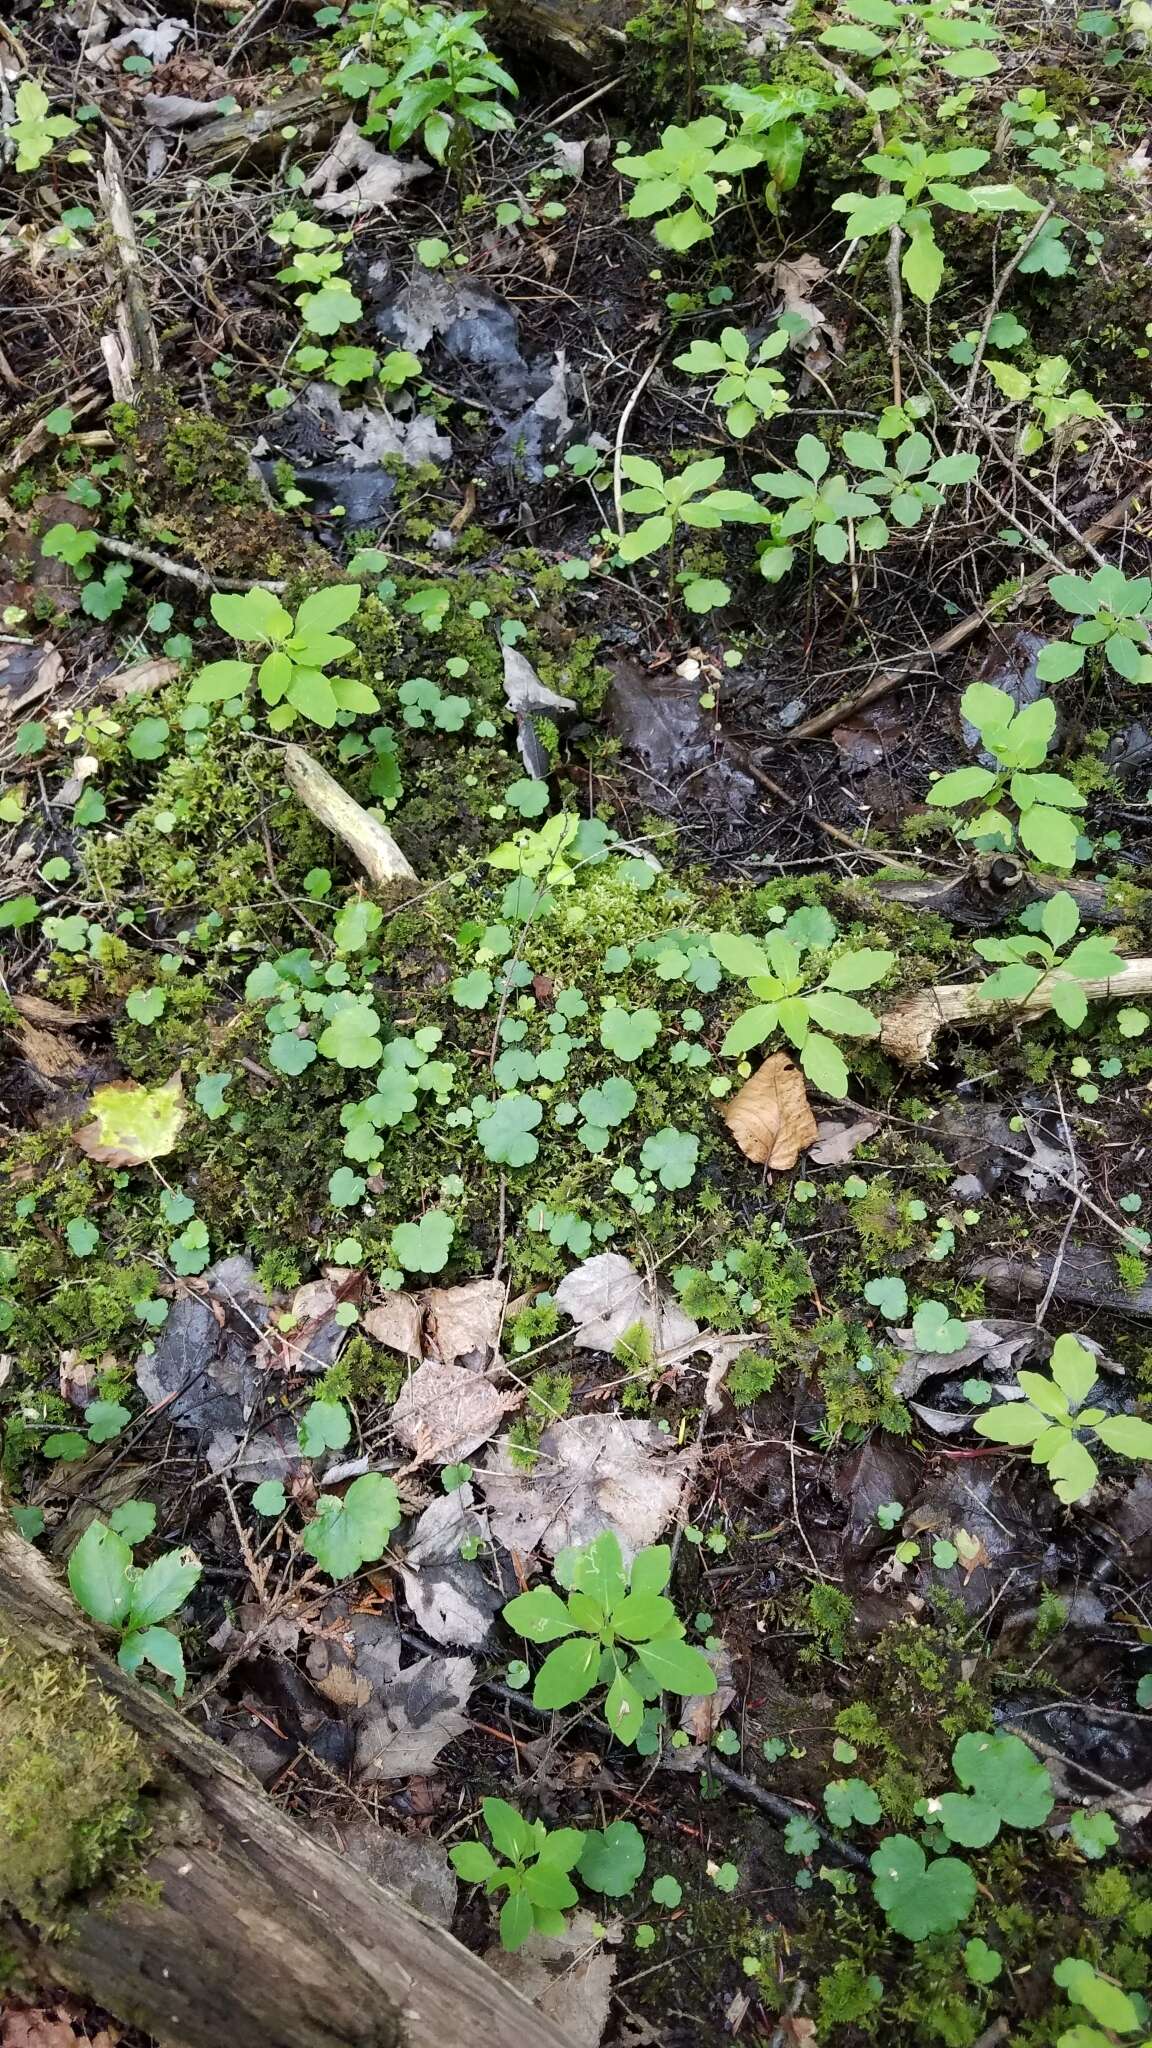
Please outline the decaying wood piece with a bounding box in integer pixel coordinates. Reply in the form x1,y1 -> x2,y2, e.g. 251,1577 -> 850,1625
184,89 -> 337,159
974,1249 -> 1152,1319
0,1519 -> 576,2048
285,745 -> 418,899
96,136 -> 161,401
880,959 -> 1152,1066
863,858 -> 1140,931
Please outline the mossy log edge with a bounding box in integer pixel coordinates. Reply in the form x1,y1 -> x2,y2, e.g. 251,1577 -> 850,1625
0,1520 -> 576,2048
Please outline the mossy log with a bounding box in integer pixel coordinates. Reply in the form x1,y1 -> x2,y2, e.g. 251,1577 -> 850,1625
0,1521 -> 574,2048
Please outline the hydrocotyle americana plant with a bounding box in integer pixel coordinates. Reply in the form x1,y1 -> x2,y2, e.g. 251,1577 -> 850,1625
709,919 -> 895,1096
924,681 -> 1085,869
502,1531 -> 717,1746
189,584 -> 377,730
973,1332 -> 1152,1502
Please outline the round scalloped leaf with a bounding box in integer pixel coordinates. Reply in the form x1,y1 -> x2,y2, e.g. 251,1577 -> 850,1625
870,1835 -> 976,1940
951,1730 -> 1054,1828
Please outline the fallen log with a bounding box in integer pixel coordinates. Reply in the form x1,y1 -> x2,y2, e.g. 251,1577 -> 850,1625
861,857 -> 1143,932
974,1250 -> 1152,1320
0,1520 -> 574,2048
879,959 -> 1152,1067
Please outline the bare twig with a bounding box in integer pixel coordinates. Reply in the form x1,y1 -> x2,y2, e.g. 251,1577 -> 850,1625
880,958 -> 1152,1066
613,342 -> 669,540
93,533 -> 286,593
788,484 -> 1141,739
97,134 -> 161,399
962,200 -> 1057,409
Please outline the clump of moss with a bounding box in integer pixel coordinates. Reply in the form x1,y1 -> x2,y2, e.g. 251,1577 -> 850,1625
0,1635 -> 151,1924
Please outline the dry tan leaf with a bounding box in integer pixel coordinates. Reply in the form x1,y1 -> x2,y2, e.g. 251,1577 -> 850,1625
302,119 -> 431,215
59,1350 -> 91,1409
809,1115 -> 879,1166
11,1022 -> 89,1083
553,1252 -> 698,1357
679,1647 -> 735,1744
363,1290 -> 423,1357
721,1052 -> 816,1169
391,1358 -> 516,1466
422,1278 -> 505,1365
108,655 -> 181,699
1,2012 -> 81,2048
0,640 -> 62,719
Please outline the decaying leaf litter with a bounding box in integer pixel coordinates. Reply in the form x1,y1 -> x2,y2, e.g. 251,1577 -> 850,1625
2,0 -> 1152,2042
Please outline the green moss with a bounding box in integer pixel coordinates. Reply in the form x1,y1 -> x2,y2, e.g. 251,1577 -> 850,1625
807,1583 -> 854,1660
507,1368 -> 572,1467
0,1635 -> 151,1926
725,1349 -> 781,1407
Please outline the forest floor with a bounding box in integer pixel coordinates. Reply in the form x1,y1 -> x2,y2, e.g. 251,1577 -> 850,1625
2,0 -> 1152,2043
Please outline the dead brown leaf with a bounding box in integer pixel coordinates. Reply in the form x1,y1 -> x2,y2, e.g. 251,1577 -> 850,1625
363,1290 -> 424,1357
392,1358 -> 517,1466
721,1052 -> 817,1169
0,639 -> 62,719
423,1278 -> 505,1365
302,119 -> 431,215
809,1115 -> 879,1166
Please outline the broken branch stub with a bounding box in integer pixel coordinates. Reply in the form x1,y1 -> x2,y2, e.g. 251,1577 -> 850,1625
880,959 -> 1152,1066
284,745 -> 418,900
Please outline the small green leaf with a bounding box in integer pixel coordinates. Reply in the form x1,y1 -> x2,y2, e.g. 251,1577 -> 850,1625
67,1520 -> 133,1628
578,1820 -> 647,1896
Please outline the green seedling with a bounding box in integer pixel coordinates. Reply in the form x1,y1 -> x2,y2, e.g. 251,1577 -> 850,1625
348,5 -> 517,165
617,455 -> 769,613
820,0 -> 1002,98
984,355 -> 1104,457
834,138 -> 1038,303
68,1518 -> 201,1694
709,915 -> 894,1097
1035,565 -> 1152,685
270,210 -> 362,336
7,79 -> 78,171
503,1530 -> 717,1747
972,891 -> 1125,1027
1053,1957 -> 1151,2046
450,1798 -> 585,1950
614,115 -> 762,251
924,681 -> 1084,869
973,1332 -> 1152,1502
707,81 -> 824,206
753,434 -> 887,569
841,428 -> 979,532
189,584 -> 375,730
673,326 -> 791,438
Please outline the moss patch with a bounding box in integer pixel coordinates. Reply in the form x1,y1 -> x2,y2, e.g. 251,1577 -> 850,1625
0,1634 -> 151,1926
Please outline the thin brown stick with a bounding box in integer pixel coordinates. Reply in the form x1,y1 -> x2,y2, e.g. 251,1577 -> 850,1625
93,533 -> 286,593
788,484 -> 1141,740
962,199 -> 1057,409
